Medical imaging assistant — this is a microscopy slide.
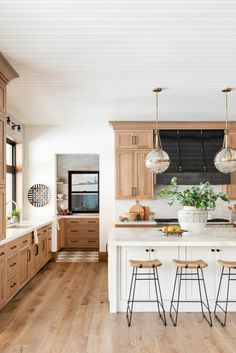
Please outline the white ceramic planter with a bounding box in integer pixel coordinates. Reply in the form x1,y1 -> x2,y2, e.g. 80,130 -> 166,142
178,206 -> 208,235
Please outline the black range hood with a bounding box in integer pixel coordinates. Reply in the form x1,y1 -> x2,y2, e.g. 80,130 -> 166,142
156,130 -> 230,185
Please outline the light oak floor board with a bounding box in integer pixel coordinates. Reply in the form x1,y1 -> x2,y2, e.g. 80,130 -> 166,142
0,262 -> 236,353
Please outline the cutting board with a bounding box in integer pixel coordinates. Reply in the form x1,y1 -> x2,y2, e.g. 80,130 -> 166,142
129,201 -> 145,220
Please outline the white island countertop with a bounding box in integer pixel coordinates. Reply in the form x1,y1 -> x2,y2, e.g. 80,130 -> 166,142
108,226 -> 236,247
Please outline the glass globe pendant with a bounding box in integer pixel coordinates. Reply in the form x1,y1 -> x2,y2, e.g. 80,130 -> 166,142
214,88 -> 236,173
145,88 -> 170,173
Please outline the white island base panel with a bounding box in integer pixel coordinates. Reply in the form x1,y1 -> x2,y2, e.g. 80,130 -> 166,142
108,227 -> 236,313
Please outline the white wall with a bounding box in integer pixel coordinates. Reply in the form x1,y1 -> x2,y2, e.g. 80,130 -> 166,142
24,123 -> 115,252
115,185 -> 232,221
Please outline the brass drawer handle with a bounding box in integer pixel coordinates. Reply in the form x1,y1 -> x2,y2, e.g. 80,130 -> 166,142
10,262 -> 16,267
27,249 -> 31,262
23,240 -> 28,244
70,240 -> 78,243
42,240 -> 45,251
71,230 -> 79,232
88,240 -> 96,243
10,245 -> 17,250
70,221 -> 79,224
10,282 -> 17,288
0,252 -> 5,256
88,221 -> 96,224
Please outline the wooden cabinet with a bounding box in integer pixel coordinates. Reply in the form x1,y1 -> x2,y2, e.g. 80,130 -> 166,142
0,186 -> 6,241
116,150 -> 153,199
113,128 -> 154,200
19,234 -> 31,287
60,217 -> 99,250
0,115 -> 6,240
0,115 -> 6,185
116,131 -> 153,149
6,240 -> 19,301
0,245 -> 6,309
47,225 -> 52,260
0,80 -> 6,115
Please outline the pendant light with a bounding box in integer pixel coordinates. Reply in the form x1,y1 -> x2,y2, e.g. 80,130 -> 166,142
145,88 -> 170,173
214,88 -> 236,173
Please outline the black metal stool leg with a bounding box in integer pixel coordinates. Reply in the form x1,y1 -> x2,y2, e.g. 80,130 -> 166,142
214,266 -> 231,326
199,268 -> 212,327
153,266 -> 167,326
170,267 -> 182,326
126,267 -> 137,326
196,267 -> 205,318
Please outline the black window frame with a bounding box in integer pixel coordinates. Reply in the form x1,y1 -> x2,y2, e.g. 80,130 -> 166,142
68,170 -> 99,213
6,139 -> 16,205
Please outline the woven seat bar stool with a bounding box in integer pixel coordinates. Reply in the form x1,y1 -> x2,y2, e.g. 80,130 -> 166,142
126,259 -> 166,327
170,259 -> 212,327
214,260 -> 236,326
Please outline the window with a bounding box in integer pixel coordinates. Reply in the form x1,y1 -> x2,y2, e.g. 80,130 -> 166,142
6,140 -> 16,213
68,171 -> 99,213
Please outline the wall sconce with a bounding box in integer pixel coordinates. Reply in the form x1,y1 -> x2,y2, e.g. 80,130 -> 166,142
6,117 -> 11,124
11,122 -> 21,132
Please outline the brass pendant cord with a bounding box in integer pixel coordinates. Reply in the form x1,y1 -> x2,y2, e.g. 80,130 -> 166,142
223,89 -> 231,152
154,90 -> 163,151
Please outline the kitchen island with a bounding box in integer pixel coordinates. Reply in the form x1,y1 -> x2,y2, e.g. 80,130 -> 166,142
108,227 -> 236,313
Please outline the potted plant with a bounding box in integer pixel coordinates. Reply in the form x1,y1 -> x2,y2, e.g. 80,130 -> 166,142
159,177 -> 229,234
11,209 -> 21,224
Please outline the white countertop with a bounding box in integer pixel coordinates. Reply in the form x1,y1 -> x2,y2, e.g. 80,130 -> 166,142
108,227 -> 236,247
58,213 -> 99,219
0,219 -> 53,246
115,220 -> 156,226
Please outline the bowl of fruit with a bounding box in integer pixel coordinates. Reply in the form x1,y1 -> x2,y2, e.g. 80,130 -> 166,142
159,225 -> 187,237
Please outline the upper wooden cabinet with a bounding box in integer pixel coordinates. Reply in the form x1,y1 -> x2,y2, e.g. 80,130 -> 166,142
116,150 -> 153,199
115,131 -> 153,149
0,115 -> 6,185
0,80 -> 6,115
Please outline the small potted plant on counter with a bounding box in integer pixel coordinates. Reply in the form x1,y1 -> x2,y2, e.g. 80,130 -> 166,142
159,177 -> 229,234
11,209 -> 21,224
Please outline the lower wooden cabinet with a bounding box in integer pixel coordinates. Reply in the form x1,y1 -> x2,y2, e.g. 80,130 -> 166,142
0,186 -> 6,241
0,245 -> 6,309
0,223 -> 53,310
58,217 -> 99,250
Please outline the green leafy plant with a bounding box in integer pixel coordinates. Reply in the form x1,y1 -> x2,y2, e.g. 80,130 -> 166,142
11,209 -> 21,217
159,177 -> 229,210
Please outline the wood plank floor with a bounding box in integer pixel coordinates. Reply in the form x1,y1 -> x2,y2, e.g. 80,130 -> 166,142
1,262 -> 236,353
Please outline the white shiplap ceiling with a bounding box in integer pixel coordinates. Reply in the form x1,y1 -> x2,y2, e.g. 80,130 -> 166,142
1,0 -> 236,125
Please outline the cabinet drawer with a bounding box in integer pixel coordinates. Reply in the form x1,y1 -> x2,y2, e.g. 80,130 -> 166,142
6,240 -> 19,256
19,234 -> 31,249
65,237 -> 99,249
0,245 -> 6,262
7,253 -> 18,279
6,274 -> 18,299
65,228 -> 98,237
65,218 -> 99,226
37,226 -> 48,237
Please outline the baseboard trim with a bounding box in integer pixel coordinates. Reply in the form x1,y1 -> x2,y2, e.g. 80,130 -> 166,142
99,252 -> 108,262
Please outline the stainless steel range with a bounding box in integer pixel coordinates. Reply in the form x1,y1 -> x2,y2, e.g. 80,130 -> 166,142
154,218 -> 233,228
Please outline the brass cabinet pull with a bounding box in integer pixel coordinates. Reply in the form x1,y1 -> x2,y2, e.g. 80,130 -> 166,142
35,244 -> 39,256
88,221 -> 96,224
71,230 -> 79,232
42,240 -> 45,251
71,221 -> 79,224
23,240 -> 28,244
10,282 -> 17,288
88,240 -> 96,243
135,135 -> 138,145
0,252 -> 4,256
10,245 -> 17,250
132,135 -> 135,145
10,262 -> 16,267
70,240 -> 78,243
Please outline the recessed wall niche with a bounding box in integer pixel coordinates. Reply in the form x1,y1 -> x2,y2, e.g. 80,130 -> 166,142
56,154 -> 99,213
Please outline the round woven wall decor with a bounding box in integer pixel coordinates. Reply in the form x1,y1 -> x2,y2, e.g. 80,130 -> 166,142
28,184 -> 51,207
